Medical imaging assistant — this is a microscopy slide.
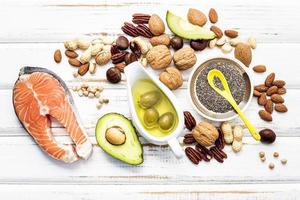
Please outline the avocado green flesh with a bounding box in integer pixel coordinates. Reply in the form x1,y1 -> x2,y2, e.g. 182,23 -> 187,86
166,11 -> 216,40
95,113 -> 143,165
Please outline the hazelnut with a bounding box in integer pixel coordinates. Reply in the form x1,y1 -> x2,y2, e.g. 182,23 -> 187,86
192,121 -> 219,147
170,36 -> 183,50
159,67 -> 183,90
146,45 -> 172,70
173,47 -> 197,70
116,36 -> 129,50
259,129 -> 276,144
105,126 -> 126,145
106,67 -> 121,83
190,40 -> 208,51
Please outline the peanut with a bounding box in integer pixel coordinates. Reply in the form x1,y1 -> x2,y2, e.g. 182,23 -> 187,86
221,122 -> 233,144
91,43 -> 104,57
232,125 -> 244,152
80,45 -> 92,64
64,40 -> 78,51
76,37 -> 91,50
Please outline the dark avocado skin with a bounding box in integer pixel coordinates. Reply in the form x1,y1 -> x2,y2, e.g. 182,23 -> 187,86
95,113 -> 143,165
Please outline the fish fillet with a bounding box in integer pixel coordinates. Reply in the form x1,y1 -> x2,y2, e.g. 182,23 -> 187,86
13,67 -> 92,163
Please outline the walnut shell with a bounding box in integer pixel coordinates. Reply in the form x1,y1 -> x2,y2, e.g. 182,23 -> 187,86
173,47 -> 197,70
192,121 -> 219,146
159,67 -> 183,90
146,45 -> 172,70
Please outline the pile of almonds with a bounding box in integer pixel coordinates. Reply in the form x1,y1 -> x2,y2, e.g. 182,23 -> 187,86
254,72 -> 288,122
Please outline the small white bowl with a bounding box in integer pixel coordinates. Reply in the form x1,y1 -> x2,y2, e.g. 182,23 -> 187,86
188,57 -> 253,122
124,62 -> 185,158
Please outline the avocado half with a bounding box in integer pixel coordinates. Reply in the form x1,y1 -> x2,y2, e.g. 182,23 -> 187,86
166,11 -> 216,40
95,113 -> 143,165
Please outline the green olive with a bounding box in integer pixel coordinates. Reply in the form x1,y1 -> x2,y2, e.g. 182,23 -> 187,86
143,108 -> 159,128
158,112 -> 175,130
138,90 -> 162,109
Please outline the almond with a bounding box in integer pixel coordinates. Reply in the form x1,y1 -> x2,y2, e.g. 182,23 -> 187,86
273,80 -> 286,88
275,103 -> 288,113
210,25 -> 223,38
277,87 -> 287,95
264,99 -> 274,114
68,58 -> 81,67
224,29 -> 238,38
254,84 -> 269,92
253,65 -> 266,73
259,110 -> 273,122
258,93 -> 267,106
253,90 -> 262,97
266,86 -> 278,96
148,14 -> 165,36
78,63 -> 90,76
271,94 -> 284,103
208,8 -> 218,23
265,72 -> 275,87
54,49 -> 62,63
234,43 -> 252,67
188,8 -> 207,26
65,50 -> 78,58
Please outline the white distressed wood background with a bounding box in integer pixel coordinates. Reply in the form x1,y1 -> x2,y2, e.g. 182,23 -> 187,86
1,0 -> 300,199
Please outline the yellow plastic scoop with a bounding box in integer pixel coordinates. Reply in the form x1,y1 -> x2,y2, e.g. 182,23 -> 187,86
207,69 -> 261,141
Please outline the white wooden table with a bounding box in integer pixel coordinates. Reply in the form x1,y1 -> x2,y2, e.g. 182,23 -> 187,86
1,0 -> 300,199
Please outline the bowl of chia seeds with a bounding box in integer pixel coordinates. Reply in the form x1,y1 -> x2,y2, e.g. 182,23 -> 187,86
188,57 -> 253,121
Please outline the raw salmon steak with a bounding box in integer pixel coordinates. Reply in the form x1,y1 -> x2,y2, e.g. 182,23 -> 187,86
13,67 -> 92,163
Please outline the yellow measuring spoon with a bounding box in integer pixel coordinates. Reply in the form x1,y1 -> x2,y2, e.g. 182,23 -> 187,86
207,69 -> 261,141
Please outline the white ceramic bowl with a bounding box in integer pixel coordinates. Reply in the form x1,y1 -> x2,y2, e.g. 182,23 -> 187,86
124,62 -> 185,158
188,57 -> 254,122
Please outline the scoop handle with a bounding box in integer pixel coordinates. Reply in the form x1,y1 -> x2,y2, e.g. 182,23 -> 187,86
230,101 -> 261,141
168,138 -> 184,158
207,69 -> 261,141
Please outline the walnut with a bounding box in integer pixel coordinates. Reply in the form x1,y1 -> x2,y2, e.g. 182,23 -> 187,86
146,45 -> 172,70
173,47 -> 197,70
159,67 -> 183,90
192,121 -> 219,146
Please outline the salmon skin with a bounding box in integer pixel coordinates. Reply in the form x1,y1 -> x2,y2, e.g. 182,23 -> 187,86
13,67 -> 92,163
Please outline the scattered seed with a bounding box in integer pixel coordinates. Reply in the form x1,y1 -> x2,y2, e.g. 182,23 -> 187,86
273,152 -> 279,158
73,71 -> 79,78
83,90 -> 89,96
259,151 -> 265,158
269,162 -> 275,170
281,159 -> 287,165
95,91 -> 101,98
96,103 -> 103,109
78,90 -> 83,97
260,156 -> 266,162
96,86 -> 104,92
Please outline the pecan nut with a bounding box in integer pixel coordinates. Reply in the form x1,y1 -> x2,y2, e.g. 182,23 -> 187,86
110,45 -> 121,55
185,147 -> 202,165
121,22 -> 138,37
132,13 -> 151,24
111,51 -> 128,64
183,111 -> 196,131
210,147 -> 224,163
136,24 -> 153,38
215,128 -> 225,149
183,137 -> 196,144
211,146 -> 227,159
195,143 -> 213,159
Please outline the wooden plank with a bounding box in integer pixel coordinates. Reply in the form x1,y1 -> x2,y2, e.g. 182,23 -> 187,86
0,136 -> 298,185
0,184 -> 300,200
0,0 -> 299,42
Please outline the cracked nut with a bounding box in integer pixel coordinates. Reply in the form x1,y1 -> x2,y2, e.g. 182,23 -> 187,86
159,67 -> 183,90
173,47 -> 197,70
146,45 -> 172,69
192,121 -> 219,147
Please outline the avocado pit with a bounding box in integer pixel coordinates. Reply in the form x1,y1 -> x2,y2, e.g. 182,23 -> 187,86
105,126 -> 126,145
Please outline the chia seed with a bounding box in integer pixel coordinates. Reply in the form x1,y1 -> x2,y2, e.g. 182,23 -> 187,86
195,60 -> 246,113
